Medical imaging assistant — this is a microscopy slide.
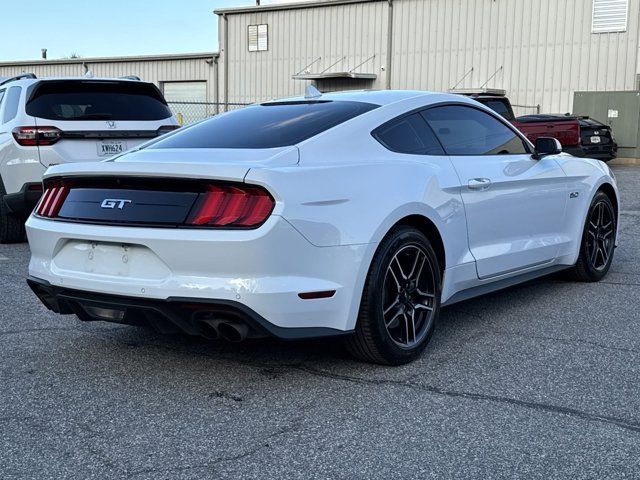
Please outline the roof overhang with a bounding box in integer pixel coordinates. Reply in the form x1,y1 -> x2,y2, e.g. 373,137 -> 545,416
292,72 -> 377,81
0,52 -> 219,68
449,88 -> 506,97
215,0 -> 385,15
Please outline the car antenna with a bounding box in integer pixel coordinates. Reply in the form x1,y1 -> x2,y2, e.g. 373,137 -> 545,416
304,85 -> 322,99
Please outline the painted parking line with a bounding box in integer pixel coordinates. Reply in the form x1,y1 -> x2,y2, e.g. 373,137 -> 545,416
0,256 -> 8,261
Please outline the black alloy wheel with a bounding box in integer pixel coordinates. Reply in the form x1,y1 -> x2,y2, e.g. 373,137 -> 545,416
347,226 -> 441,365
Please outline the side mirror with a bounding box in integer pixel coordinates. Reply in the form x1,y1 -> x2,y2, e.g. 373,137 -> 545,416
533,137 -> 562,159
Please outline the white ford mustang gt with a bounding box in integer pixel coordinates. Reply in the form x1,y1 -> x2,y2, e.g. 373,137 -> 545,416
26,90 -> 619,365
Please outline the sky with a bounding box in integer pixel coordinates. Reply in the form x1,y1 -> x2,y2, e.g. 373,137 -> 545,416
1,0 -> 306,61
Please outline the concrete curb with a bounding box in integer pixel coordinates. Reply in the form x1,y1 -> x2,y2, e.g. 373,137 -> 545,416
609,157 -> 640,166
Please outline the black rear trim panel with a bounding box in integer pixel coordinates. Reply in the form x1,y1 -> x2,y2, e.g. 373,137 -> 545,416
27,276 -> 351,340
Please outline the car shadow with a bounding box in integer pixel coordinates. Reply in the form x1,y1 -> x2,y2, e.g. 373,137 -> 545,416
59,273 -> 570,382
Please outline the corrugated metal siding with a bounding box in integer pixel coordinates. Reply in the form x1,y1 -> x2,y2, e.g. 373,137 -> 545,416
0,58 -> 218,102
221,0 -> 639,115
391,0 -> 640,115
222,1 -> 389,104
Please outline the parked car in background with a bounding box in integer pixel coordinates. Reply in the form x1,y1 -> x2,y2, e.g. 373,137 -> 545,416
25,90 -> 619,365
453,89 -> 618,163
0,74 -> 179,243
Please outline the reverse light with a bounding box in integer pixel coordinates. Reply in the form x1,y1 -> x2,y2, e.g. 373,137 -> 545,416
186,184 -> 274,228
35,181 -> 69,218
12,126 -> 62,146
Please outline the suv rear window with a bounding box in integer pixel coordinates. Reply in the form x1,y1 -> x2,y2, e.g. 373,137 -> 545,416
480,99 -> 514,121
26,80 -> 173,121
149,100 -> 378,149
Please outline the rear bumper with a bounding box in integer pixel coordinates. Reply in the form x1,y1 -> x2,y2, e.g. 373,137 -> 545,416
3,183 -> 42,217
565,144 -> 617,161
27,276 -> 348,340
26,214 -> 368,334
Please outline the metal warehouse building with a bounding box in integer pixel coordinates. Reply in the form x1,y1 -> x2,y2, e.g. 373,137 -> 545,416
1,0 -> 638,120
0,52 -> 221,124
215,0 -> 639,115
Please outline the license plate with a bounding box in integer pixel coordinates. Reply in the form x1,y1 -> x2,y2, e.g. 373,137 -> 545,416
97,140 -> 126,157
590,136 -> 601,144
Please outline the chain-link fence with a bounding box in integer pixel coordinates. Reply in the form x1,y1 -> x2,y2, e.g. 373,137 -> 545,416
167,101 -> 251,125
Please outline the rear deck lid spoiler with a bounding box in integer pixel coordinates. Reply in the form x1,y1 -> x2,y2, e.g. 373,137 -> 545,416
42,146 -> 300,183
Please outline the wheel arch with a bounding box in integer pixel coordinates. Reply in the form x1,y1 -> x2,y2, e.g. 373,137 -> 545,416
391,214 -> 446,275
597,182 -> 618,218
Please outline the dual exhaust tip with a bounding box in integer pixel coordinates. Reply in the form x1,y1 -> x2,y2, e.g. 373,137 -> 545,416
196,318 -> 249,343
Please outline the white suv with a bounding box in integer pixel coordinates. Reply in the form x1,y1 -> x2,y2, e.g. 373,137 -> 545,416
0,74 -> 179,243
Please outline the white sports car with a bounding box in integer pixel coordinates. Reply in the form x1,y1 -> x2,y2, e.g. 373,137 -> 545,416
26,90 -> 619,365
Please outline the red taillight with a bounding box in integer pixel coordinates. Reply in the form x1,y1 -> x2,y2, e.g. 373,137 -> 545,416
12,126 -> 62,146
35,182 -> 69,218
186,184 -> 274,228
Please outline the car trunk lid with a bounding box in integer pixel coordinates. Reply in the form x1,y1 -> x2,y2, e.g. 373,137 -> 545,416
38,146 -> 297,226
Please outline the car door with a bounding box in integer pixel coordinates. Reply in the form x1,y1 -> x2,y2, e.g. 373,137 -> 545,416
421,104 -> 568,279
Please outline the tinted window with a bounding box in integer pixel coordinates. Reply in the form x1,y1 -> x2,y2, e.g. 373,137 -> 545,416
149,100 -> 378,149
0,90 -> 5,110
26,80 -> 172,121
373,113 -> 444,155
422,105 -> 529,155
482,99 -> 514,121
2,86 -> 21,123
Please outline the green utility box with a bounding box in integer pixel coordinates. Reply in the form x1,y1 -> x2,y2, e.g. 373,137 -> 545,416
574,90 -> 640,159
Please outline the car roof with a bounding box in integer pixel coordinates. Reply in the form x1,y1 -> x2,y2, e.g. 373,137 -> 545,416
271,89 -> 442,107
0,76 -> 144,87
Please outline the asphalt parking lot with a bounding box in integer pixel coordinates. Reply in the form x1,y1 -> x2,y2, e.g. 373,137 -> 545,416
1,165 -> 639,480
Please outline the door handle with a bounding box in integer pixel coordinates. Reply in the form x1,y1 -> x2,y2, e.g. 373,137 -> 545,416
468,178 -> 492,191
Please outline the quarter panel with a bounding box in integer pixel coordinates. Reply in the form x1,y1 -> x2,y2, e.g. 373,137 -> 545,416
246,157 -> 470,267
554,155 -> 620,263
0,133 -> 45,193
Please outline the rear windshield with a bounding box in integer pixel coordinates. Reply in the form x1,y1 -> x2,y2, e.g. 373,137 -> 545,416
26,80 -> 173,121
148,100 -> 378,149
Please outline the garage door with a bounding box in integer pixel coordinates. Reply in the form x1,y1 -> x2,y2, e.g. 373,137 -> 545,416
162,81 -> 208,125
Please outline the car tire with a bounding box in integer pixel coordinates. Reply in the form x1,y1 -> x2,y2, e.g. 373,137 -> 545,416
347,226 -> 441,365
566,191 -> 616,282
0,177 -> 26,244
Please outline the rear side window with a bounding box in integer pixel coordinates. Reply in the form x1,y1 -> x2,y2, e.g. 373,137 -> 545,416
422,105 -> 529,155
26,81 -> 173,121
0,90 -> 5,111
373,113 -> 444,155
149,100 -> 378,149
2,86 -> 22,124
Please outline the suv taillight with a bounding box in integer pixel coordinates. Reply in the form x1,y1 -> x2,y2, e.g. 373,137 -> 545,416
35,181 -> 69,218
12,126 -> 62,146
186,184 -> 274,227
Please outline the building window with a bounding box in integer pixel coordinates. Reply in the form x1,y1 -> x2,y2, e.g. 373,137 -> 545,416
248,24 -> 268,52
592,0 -> 628,33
